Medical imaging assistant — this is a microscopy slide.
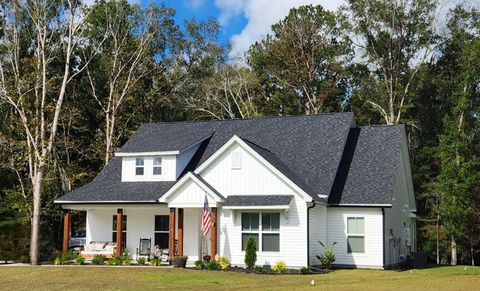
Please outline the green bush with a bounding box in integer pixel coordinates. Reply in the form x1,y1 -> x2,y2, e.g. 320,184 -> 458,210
218,256 -> 230,270
244,236 -> 257,269
205,260 -> 220,270
136,256 -> 146,265
254,265 -> 263,273
74,254 -> 85,265
300,266 -> 311,274
194,260 -> 205,269
92,254 -> 107,265
272,261 -> 288,274
64,250 -> 77,261
316,241 -> 336,270
150,256 -> 161,266
106,258 -> 118,265
53,256 -> 62,265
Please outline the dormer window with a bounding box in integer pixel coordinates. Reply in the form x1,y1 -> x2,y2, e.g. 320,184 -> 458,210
153,157 -> 162,175
135,157 -> 144,175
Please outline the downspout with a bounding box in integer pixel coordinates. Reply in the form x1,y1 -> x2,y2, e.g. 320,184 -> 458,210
382,207 -> 386,269
306,201 -> 317,267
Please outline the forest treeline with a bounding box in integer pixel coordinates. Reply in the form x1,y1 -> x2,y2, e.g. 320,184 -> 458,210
0,0 -> 478,266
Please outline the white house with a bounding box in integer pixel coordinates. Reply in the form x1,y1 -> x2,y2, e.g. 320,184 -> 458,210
55,112 -> 416,269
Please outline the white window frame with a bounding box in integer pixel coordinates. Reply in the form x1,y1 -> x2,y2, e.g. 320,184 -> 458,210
135,157 -> 144,176
241,212 -> 280,253
153,156 -> 162,176
346,216 -> 365,254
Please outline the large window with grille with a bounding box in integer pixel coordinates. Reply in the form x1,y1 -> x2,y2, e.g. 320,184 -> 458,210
241,212 -> 280,252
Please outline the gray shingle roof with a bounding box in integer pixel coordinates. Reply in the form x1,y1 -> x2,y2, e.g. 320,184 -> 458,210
56,113 -> 405,206
224,195 -> 294,207
328,125 -> 403,205
56,157 -> 175,203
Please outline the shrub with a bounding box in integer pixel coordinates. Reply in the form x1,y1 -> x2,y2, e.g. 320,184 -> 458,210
64,250 -> 76,261
244,236 -> 257,269
218,256 -> 230,270
300,267 -> 311,275
254,265 -> 263,273
74,254 -> 85,265
316,241 -> 336,270
108,254 -> 131,266
205,260 -> 220,270
195,260 -> 206,269
272,261 -> 288,274
53,257 -> 62,265
92,254 -> 107,265
150,256 -> 161,266
136,256 -> 146,265
106,258 -> 118,265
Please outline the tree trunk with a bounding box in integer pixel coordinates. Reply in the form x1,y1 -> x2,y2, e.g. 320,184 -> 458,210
451,235 -> 457,265
30,165 -> 44,265
436,215 -> 440,264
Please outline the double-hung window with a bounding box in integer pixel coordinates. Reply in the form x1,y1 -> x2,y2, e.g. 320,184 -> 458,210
153,157 -> 162,175
154,215 -> 169,249
112,215 -> 127,249
135,157 -> 144,175
241,212 -> 280,252
347,217 -> 365,253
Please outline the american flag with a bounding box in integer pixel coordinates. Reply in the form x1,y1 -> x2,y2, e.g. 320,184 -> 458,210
202,195 -> 212,236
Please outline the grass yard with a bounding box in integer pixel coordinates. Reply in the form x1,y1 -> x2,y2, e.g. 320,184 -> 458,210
0,265 -> 478,290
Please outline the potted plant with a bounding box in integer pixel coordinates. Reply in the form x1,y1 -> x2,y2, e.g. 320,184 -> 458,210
171,256 -> 188,268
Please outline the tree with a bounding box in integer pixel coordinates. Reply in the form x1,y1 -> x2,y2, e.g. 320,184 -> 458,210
342,0 -> 438,125
84,0 -> 177,165
185,65 -> 264,119
425,6 -> 480,265
0,0 -> 98,264
244,236 -> 257,269
248,5 -> 352,115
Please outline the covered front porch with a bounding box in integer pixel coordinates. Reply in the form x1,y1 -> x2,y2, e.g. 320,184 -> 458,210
61,204 -> 219,263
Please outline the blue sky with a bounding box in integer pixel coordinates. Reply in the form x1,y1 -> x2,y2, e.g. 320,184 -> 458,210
129,0 -> 345,58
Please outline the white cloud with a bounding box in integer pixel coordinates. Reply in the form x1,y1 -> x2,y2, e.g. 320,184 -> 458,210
215,0 -> 345,59
186,0 -> 207,10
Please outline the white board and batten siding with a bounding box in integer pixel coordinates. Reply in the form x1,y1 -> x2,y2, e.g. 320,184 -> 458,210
327,207 -> 384,268
200,143 -> 309,267
121,156 -> 176,182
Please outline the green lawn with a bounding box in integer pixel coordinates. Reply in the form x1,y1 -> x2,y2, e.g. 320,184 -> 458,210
0,265 -> 478,290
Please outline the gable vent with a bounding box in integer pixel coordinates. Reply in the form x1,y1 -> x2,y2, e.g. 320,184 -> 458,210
231,151 -> 242,169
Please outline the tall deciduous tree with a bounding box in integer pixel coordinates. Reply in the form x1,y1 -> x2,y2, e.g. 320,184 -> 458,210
342,0 -> 438,125
84,0 -> 177,165
248,5 -> 352,115
0,0 -> 97,264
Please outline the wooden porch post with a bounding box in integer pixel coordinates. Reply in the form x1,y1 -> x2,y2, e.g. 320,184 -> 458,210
62,209 -> 71,256
178,208 -> 184,256
210,207 -> 217,260
169,208 -> 176,257
116,209 -> 123,256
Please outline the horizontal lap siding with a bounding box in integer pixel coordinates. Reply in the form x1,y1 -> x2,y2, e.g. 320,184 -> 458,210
384,143 -> 414,267
327,207 -> 383,268
309,205 -> 327,266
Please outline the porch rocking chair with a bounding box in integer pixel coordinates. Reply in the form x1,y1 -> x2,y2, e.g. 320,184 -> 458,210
136,238 -> 152,259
